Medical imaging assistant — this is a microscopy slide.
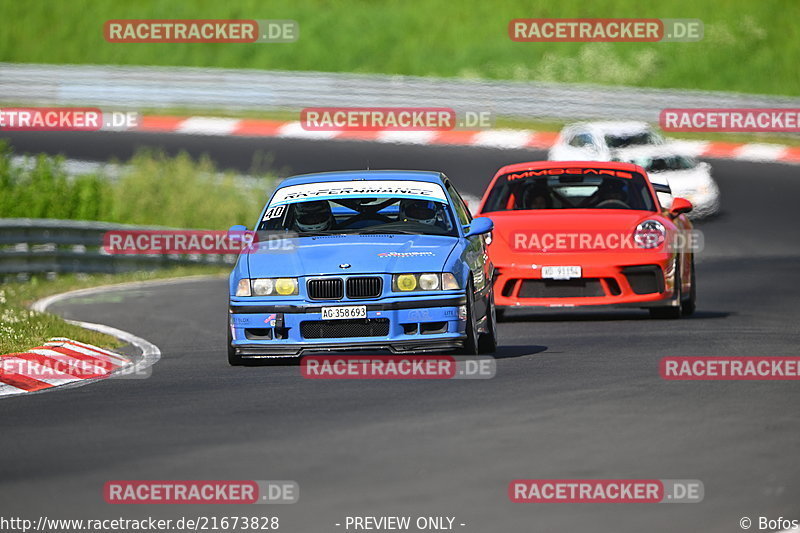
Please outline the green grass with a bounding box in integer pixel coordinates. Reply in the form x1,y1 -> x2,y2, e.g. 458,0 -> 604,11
0,266 -> 228,354
0,142 -> 274,228
0,0 -> 797,96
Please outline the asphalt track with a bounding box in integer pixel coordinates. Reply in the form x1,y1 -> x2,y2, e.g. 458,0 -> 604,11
1,131 -> 799,533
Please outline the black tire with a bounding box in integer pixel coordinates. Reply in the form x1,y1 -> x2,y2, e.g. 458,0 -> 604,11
681,254 -> 697,316
460,281 -> 479,355
227,326 -> 243,366
478,292 -> 497,354
649,258 -> 683,319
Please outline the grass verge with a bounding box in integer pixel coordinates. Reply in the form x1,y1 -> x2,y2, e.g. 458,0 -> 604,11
0,266 -> 229,355
0,0 -> 797,96
0,145 -> 266,355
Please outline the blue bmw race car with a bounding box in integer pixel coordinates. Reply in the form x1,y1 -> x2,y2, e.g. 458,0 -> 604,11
227,170 -> 497,364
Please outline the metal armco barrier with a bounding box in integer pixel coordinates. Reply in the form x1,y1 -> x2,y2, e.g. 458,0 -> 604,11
0,218 -> 235,276
2,63 -> 800,122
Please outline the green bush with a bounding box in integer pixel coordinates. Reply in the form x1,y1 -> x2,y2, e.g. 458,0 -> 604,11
0,142 -> 272,229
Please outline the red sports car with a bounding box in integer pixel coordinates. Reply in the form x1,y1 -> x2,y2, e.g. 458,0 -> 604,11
476,161 -> 697,319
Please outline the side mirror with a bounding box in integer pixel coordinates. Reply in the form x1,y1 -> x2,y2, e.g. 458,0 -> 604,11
669,197 -> 693,217
464,216 -> 494,237
228,224 -> 254,249
228,224 -> 248,236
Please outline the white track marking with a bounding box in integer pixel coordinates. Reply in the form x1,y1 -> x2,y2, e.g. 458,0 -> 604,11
376,131 -> 437,144
176,117 -> 241,136
47,339 -> 130,364
0,277 -> 209,398
734,143 -> 789,161
668,140 -> 710,157
27,349 -> 110,375
0,357 -> 81,385
472,129 -> 534,149
277,121 -> 339,139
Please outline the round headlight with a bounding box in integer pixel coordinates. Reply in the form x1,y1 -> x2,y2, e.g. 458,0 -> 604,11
275,278 -> 297,295
252,278 -> 275,295
396,274 -> 417,291
418,273 -> 440,290
634,220 -> 666,249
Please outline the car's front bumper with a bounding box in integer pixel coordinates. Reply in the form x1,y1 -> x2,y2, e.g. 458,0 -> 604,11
229,294 -> 468,357
493,253 -> 678,309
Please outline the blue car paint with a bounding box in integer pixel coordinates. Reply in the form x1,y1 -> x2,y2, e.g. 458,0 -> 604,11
228,170 -> 494,357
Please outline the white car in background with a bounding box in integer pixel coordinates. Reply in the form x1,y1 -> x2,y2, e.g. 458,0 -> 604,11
548,121 -> 666,161
549,121 -> 720,218
618,147 -> 721,219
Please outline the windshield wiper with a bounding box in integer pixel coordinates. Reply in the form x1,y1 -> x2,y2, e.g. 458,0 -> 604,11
355,229 -> 418,235
297,231 -> 342,237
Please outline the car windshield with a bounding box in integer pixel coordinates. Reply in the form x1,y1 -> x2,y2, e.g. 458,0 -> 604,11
628,155 -> 697,172
482,171 -> 657,212
605,131 -> 661,148
258,196 -> 459,237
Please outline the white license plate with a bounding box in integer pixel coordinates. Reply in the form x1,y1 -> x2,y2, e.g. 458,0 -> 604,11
321,305 -> 367,320
542,266 -> 582,280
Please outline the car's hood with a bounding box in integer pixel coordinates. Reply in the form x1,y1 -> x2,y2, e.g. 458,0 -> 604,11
246,234 -> 457,277
485,210 -> 662,253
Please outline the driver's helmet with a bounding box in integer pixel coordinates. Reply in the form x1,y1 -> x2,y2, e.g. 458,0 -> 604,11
597,179 -> 627,201
294,201 -> 333,232
522,183 -> 552,209
399,199 -> 438,225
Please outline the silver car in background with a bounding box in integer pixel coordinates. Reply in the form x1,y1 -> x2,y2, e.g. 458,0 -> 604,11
548,121 -> 665,161
616,146 -> 721,219
549,121 -> 720,218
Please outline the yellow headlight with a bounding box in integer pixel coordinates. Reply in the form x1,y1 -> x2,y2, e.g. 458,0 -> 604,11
396,274 -> 417,291
275,278 -> 297,295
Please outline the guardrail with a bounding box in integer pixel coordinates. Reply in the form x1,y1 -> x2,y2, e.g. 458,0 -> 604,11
0,218 -> 235,277
2,63 -> 800,122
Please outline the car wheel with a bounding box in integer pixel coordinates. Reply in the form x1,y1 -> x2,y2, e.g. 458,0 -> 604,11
649,258 -> 683,319
227,325 -> 243,366
681,254 -> 697,316
460,281 -> 479,355
478,292 -> 497,354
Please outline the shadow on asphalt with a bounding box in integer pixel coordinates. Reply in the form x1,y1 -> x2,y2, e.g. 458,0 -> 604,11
499,309 -> 732,323
236,344 -> 547,366
493,344 -> 547,360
